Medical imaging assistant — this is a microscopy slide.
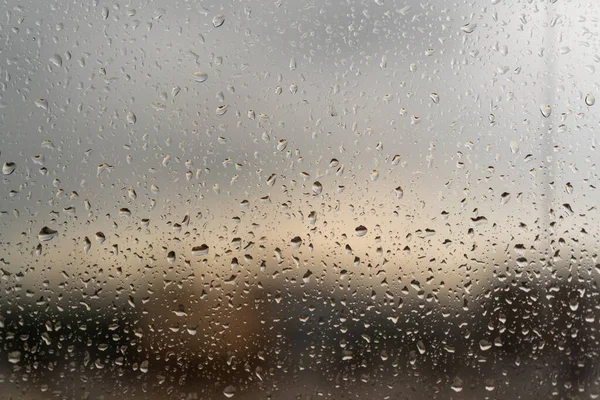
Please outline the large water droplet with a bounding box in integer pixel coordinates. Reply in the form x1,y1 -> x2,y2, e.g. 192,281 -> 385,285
312,181 -> 323,195
355,225 -> 368,237
191,244 -> 209,256
585,93 -> 595,106
2,162 -> 16,175
126,111 -> 136,124
38,227 -> 58,242
193,71 -> 208,83
540,103 -> 551,118
212,14 -> 225,28
461,22 -> 477,33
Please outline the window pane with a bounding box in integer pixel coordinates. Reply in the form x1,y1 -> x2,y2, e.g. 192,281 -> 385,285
1,0 -> 599,398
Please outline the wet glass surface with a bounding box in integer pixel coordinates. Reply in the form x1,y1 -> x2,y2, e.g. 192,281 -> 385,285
1,0 -> 600,398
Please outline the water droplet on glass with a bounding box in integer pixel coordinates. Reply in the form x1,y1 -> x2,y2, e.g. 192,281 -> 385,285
290,236 -> 303,249
167,251 -> 176,264
289,56 -> 297,71
370,170 -> 379,181
212,14 -> 225,28
566,182 -> 573,194
193,71 -> 208,83
7,351 -> 21,364
451,377 -> 464,392
126,111 -> 136,124
473,337 -> 492,352
49,54 -> 62,67
35,99 -> 48,111
585,93 -> 595,106
216,104 -> 228,116
95,232 -> 106,243
540,103 -> 551,118
191,244 -> 209,256
355,225 -> 368,237
277,139 -> 288,151
2,162 -> 16,175
395,186 -> 404,199
312,181 -> 323,195
140,360 -> 149,373
38,227 -> 57,242
461,22 -> 477,33
223,385 -> 236,398
485,379 -> 496,391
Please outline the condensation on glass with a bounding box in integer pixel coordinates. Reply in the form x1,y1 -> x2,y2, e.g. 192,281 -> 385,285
0,0 -> 599,399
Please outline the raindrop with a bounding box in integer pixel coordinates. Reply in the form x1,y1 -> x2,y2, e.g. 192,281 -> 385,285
191,244 -> 209,256
193,71 -> 208,83
216,104 -> 228,116
585,93 -> 595,106
167,251 -> 176,264
126,111 -> 136,124
451,377 -> 464,392
479,339 -> 492,351
223,385 -> 236,398
7,351 -> 21,364
355,225 -> 368,237
38,227 -> 57,242
277,139 -> 288,151
95,232 -> 106,243
395,186 -> 404,199
49,54 -> 63,67
312,181 -> 323,195
370,170 -> 380,181
290,236 -> 303,249
461,22 -> 477,33
212,14 -> 225,28
540,103 -> 551,118
2,162 -> 16,175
